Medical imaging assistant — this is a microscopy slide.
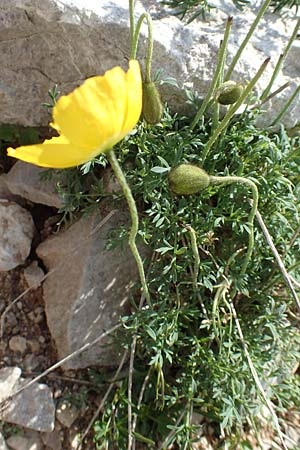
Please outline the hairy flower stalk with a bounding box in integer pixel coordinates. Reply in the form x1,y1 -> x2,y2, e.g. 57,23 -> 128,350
107,149 -> 151,305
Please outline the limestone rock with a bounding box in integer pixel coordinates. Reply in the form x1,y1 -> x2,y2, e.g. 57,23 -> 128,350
0,177 -> 14,201
0,200 -> 35,271
0,433 -> 8,450
4,162 -> 64,209
8,336 -> 27,354
6,433 -> 43,450
36,209 -> 149,369
0,0 -> 299,129
23,261 -> 45,290
41,429 -> 62,450
56,399 -> 79,428
0,367 -> 55,432
0,367 -> 22,403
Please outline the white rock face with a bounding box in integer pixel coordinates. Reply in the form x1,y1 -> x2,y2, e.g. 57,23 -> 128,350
0,0 -> 299,129
0,200 -> 35,271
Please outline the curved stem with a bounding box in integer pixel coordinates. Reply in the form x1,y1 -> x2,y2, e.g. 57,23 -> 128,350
107,149 -> 151,305
131,12 -> 153,82
184,225 -> 200,292
210,175 -> 259,274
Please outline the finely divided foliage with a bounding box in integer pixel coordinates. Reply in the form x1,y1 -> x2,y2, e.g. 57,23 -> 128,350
4,0 -> 299,447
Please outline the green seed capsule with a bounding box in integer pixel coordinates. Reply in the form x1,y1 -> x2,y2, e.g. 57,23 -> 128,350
168,164 -> 210,195
142,82 -> 163,125
216,81 -> 243,105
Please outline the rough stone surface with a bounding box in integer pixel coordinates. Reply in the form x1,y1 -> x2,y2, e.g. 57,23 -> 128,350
0,0 -> 299,129
8,336 -> 27,354
0,432 -> 8,450
37,209 -> 149,369
56,399 -> 79,428
3,162 -> 64,209
41,429 -> 62,450
0,178 -> 14,201
0,367 -> 55,432
0,200 -> 35,271
6,433 -> 43,450
0,367 -> 22,403
23,261 -> 45,290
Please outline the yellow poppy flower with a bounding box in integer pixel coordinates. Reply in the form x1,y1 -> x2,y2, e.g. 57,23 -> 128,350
7,60 -> 142,168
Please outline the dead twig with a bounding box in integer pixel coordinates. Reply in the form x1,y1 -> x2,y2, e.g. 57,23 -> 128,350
0,323 -> 121,412
254,206 -> 300,313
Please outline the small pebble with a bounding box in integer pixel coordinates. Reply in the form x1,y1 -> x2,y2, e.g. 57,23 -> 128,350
24,261 -> 45,290
27,339 -> 41,353
9,336 -> 27,354
56,399 -> 79,427
23,353 -> 40,372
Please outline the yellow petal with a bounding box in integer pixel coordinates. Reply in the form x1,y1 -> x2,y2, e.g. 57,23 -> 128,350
7,135 -> 102,169
8,60 -> 142,168
51,61 -> 142,149
122,60 -> 143,134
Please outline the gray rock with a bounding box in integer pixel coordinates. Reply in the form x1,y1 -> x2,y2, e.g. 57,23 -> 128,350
4,162 -> 64,209
1,0 -> 299,130
6,433 -> 43,450
36,209 -> 149,369
0,432 -> 9,450
0,178 -> 14,201
41,429 -> 62,450
0,367 -> 22,403
0,367 -> 55,432
56,399 -> 79,427
0,200 -> 35,271
8,336 -> 27,354
23,261 -> 45,290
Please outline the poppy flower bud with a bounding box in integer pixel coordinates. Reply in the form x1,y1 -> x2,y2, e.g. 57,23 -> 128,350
142,82 -> 163,124
168,164 -> 210,195
216,81 -> 243,105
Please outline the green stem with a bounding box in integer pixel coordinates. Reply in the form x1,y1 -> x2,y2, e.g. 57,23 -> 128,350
210,175 -> 259,274
225,0 -> 271,81
184,225 -> 200,292
191,17 -> 232,130
107,149 -> 151,305
129,0 -> 136,55
202,58 -> 270,164
261,18 -> 300,100
270,85 -> 300,127
131,13 -> 153,82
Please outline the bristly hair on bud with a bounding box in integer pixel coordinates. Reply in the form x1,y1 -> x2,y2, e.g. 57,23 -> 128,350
142,81 -> 163,125
168,164 -> 210,195
216,80 -> 244,105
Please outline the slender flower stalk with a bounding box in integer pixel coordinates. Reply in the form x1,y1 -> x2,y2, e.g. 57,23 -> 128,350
224,0 -> 271,81
210,176 -> 259,274
191,16 -> 233,130
129,0 -> 136,50
107,149 -> 151,305
131,12 -> 154,83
